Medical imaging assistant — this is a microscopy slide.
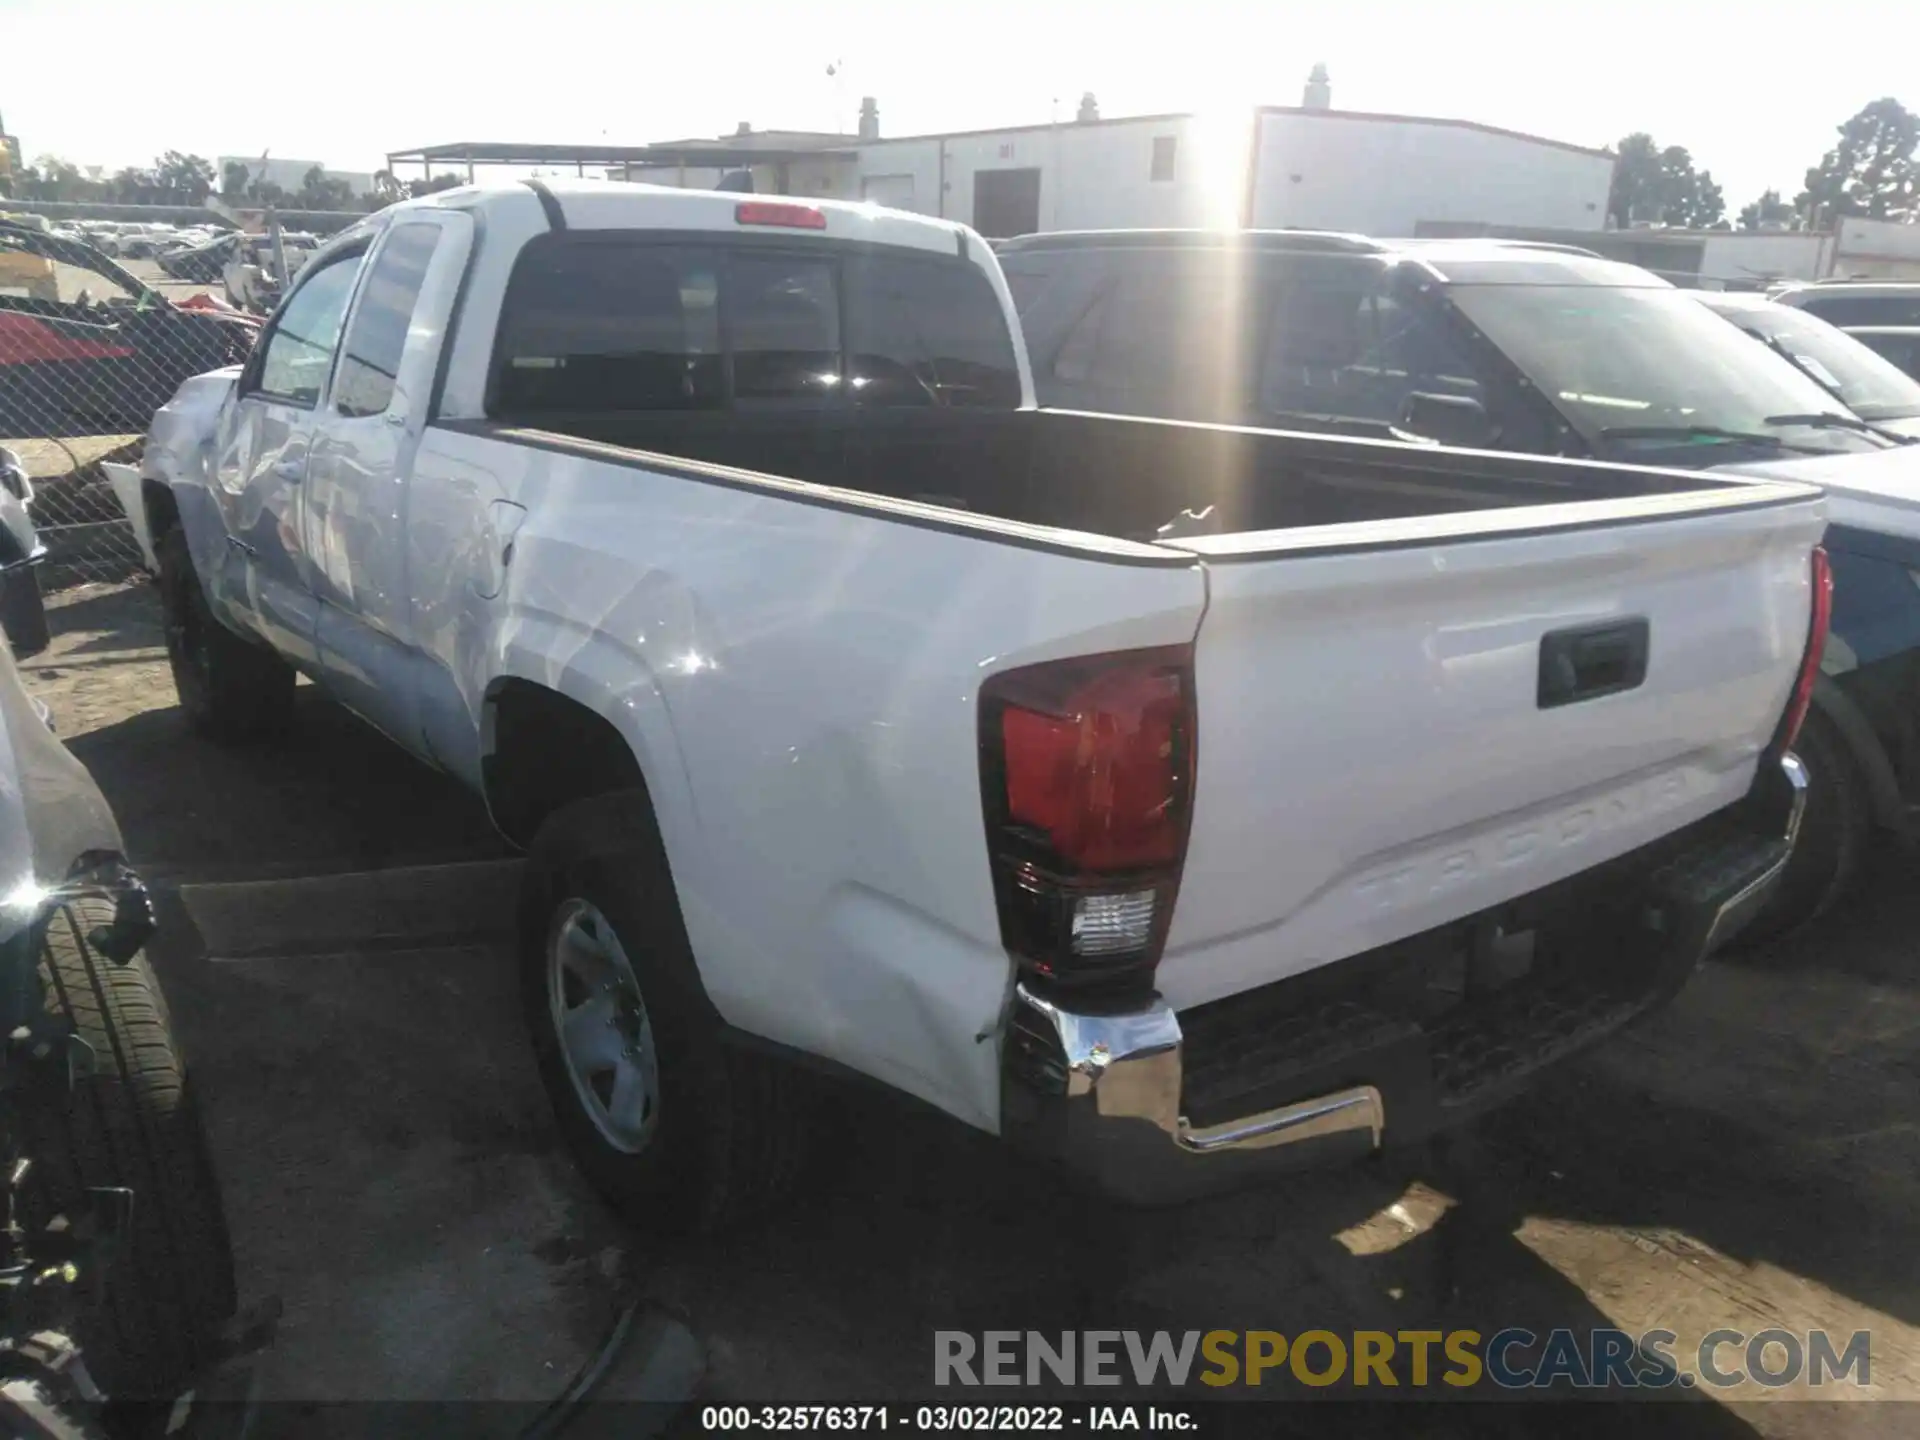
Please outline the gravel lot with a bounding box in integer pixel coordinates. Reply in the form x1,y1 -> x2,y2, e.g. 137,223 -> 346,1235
19,581 -> 1920,1435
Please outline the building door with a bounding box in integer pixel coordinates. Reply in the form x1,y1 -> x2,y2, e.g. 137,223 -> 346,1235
862,174 -> 917,211
973,168 -> 1041,238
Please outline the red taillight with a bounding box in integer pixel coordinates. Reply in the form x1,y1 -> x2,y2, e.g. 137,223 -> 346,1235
734,201 -> 828,231
1773,544 -> 1832,757
980,647 -> 1196,995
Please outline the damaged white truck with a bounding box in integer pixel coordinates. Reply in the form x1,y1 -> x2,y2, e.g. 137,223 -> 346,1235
141,181 -> 1828,1229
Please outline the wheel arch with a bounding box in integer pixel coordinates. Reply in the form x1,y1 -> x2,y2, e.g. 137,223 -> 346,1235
478,659 -> 700,868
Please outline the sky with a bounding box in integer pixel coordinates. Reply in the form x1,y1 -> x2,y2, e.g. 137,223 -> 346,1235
5,0 -> 1917,208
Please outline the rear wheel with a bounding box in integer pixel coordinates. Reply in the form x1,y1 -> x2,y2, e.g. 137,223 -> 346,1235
14,897 -> 237,1400
518,791 -> 815,1233
1732,709 -> 1870,951
155,526 -> 294,743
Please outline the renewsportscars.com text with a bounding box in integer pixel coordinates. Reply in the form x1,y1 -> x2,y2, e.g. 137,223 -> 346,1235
934,1328 -> 1872,1391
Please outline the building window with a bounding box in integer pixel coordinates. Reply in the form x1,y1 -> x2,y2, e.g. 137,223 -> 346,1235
1150,136 -> 1177,183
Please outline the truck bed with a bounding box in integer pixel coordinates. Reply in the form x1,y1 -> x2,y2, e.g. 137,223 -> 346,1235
485,405 -> 1722,547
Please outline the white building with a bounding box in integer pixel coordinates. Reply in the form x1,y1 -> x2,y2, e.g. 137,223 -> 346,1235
606,75 -> 1616,239
217,157 -> 377,198
1421,216 -> 1920,288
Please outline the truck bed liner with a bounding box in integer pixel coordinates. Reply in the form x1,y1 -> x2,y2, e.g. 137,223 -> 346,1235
476,405 -> 1734,547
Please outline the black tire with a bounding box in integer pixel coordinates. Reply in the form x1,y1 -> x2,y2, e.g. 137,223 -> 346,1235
14,897 -> 238,1401
155,526 -> 295,743
519,790 -> 813,1233
1731,709 -> 1871,952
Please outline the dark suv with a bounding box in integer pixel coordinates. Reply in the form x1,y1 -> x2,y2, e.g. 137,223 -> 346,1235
998,230 -> 1895,468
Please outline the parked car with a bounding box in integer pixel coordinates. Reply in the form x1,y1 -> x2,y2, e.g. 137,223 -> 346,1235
1771,282 -> 1920,382
1690,290 -> 1920,441
998,229 -> 1908,938
144,183 -> 1822,1229
116,225 -> 179,261
0,221 -> 258,438
0,448 -> 238,1409
222,235 -> 317,314
1844,327 -> 1920,383
155,233 -> 241,284
1771,280 -> 1920,328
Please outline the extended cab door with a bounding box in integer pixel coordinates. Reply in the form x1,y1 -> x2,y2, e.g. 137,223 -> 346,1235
302,212 -> 474,748
208,247 -> 368,666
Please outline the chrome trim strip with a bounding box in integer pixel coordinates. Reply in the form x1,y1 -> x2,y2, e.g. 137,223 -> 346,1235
1002,754 -> 1807,1202
1009,984 -> 1386,1160
1701,752 -> 1806,954
1177,1085 -> 1384,1154
1779,751 -> 1809,849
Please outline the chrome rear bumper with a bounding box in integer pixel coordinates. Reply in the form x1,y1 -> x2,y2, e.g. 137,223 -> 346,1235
1000,755 -> 1806,1204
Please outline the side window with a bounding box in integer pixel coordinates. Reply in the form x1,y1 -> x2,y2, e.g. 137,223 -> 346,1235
1801,294 -> 1920,327
1086,259 -> 1253,418
1052,290 -> 1108,383
334,223 -> 442,419
493,238 -> 722,415
254,255 -> 364,406
727,255 -> 841,405
1256,262 -> 1390,423
1856,331 -> 1920,378
999,264 -> 1050,319
1255,262 -> 1516,439
845,257 -> 1022,408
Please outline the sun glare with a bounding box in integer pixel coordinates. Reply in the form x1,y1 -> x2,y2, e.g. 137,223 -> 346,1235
1189,105 -> 1257,229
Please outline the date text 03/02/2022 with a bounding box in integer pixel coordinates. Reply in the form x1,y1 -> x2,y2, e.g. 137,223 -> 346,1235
700,1406 -> 1197,1432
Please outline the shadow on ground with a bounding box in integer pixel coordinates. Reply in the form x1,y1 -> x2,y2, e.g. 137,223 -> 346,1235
27,586 -> 1913,1433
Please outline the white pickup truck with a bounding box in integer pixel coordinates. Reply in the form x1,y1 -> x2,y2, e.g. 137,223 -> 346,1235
142,181 -> 1826,1229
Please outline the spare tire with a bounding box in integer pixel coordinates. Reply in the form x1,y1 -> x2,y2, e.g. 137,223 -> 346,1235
12,896 -> 237,1400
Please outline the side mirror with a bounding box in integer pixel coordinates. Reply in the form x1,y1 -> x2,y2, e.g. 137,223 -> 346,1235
0,561 -> 50,661
0,456 -> 48,660
1399,391 -> 1496,449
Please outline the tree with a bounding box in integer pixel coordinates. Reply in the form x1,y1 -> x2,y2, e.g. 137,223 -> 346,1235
1738,188 -> 1797,230
23,155 -> 89,202
108,165 -> 157,203
221,160 -> 251,198
1608,132 -> 1726,228
153,151 -> 215,202
1796,98 -> 1919,224
292,164 -> 353,210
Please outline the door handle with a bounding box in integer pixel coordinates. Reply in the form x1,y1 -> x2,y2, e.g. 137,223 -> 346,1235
272,457 -> 306,482
1538,618 -> 1650,708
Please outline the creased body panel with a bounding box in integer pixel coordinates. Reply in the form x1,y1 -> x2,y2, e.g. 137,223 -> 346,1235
1159,495 -> 1827,1010
409,428 -> 1207,1130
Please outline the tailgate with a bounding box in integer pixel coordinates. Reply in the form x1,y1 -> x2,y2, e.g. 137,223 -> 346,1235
1156,487 -> 1826,1010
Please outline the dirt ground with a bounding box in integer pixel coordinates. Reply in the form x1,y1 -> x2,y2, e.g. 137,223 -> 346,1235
19,580 -> 1920,1435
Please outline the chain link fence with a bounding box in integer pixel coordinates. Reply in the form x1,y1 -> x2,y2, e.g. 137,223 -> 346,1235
1,218 -> 259,589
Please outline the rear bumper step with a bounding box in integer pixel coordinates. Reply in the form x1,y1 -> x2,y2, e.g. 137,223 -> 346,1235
1000,754 -> 1805,1204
